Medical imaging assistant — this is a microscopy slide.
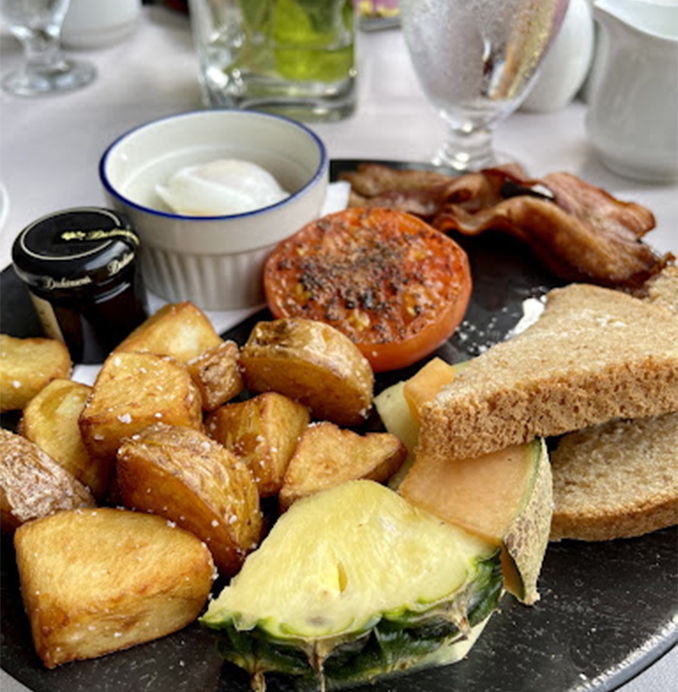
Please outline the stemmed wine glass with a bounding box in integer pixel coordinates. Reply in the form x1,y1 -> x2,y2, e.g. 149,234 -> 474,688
399,0 -> 569,171
0,0 -> 96,97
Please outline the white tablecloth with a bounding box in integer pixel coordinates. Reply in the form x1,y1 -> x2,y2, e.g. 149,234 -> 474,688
0,6 -> 676,692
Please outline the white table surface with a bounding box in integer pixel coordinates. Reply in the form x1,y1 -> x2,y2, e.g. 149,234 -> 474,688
0,6 -> 676,692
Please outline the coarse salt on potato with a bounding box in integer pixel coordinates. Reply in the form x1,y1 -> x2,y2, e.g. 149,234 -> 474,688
19,378 -> 108,499
279,422 -> 407,511
116,424 -> 262,577
79,351 -> 203,478
0,334 -> 71,412
14,507 -> 214,668
206,392 -> 309,497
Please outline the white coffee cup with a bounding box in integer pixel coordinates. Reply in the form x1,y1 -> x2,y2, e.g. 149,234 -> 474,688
62,0 -> 141,49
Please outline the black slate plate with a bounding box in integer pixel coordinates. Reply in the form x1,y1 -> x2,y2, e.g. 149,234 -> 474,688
1,160 -> 676,692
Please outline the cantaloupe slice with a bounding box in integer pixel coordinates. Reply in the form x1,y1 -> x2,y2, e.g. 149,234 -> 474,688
375,374 -> 552,605
399,439 -> 552,605
403,357 -> 459,421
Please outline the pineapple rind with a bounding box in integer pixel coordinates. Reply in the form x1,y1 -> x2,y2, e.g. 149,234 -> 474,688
209,552 -> 500,686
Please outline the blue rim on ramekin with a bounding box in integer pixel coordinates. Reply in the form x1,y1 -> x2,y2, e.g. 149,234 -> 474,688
98,109 -> 329,222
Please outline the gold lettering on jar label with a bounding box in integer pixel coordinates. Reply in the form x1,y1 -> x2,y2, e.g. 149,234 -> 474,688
60,228 -> 139,245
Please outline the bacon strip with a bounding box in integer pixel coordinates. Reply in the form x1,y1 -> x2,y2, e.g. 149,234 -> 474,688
340,163 -> 673,288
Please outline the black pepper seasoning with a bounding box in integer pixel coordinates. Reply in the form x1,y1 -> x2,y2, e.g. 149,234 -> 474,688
12,207 -> 149,364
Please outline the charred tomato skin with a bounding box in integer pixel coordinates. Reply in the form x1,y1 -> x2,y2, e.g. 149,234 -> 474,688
263,208 -> 472,372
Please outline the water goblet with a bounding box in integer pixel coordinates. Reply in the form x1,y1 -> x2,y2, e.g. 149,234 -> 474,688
0,0 -> 96,97
399,0 -> 569,171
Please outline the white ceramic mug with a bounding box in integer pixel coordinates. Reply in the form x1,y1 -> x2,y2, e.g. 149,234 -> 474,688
520,0 -> 595,113
62,0 -> 141,49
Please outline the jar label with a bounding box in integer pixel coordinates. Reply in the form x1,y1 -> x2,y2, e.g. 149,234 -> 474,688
29,292 -> 66,344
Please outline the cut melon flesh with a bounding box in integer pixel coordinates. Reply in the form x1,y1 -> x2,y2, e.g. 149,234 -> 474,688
201,480 -> 502,689
401,442 -> 541,543
400,439 -> 552,604
375,375 -> 552,605
403,357 -> 458,421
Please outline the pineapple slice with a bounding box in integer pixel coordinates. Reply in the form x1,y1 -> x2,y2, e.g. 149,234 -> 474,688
201,480 -> 501,691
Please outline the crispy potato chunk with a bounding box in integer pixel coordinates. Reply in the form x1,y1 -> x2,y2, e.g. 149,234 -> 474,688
0,429 -> 95,534
117,424 -> 262,577
14,507 -> 214,668
279,422 -> 407,511
187,340 -> 244,412
79,351 -> 203,473
206,392 -> 310,497
0,334 -> 71,412
19,378 -> 110,499
240,318 -> 374,427
114,301 -> 222,363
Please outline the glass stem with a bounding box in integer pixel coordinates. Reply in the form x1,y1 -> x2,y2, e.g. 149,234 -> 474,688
434,123 -> 498,172
19,27 -> 67,73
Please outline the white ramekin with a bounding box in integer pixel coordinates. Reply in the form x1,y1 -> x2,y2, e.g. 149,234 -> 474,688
99,109 -> 329,310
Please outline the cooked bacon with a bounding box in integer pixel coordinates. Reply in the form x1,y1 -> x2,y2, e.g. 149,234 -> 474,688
341,163 -> 673,289
339,163 -> 453,197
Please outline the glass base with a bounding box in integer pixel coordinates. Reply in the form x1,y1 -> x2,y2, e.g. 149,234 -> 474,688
2,59 -> 96,97
433,146 -> 520,173
202,91 -> 356,124
200,74 -> 356,124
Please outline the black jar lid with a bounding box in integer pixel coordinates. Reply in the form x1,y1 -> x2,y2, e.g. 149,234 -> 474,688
12,207 -> 141,299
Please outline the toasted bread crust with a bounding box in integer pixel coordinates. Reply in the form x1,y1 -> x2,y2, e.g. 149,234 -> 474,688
641,265 -> 678,316
419,284 -> 678,462
549,413 -> 678,541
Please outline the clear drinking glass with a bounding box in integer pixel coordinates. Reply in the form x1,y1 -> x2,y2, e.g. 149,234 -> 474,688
0,0 -> 96,97
188,0 -> 357,123
399,0 -> 569,171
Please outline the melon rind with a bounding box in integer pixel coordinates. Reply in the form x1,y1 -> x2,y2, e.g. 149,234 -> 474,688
502,438 -> 553,605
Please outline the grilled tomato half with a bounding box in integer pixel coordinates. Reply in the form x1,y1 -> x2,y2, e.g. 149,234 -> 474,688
263,207 -> 472,372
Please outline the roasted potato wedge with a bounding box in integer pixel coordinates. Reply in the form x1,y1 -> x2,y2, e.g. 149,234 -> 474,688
0,334 -> 71,412
114,301 -> 223,363
116,424 -> 262,577
240,318 -> 374,427
79,351 -> 203,472
187,340 -> 244,412
19,378 -> 110,499
206,392 -> 310,497
0,429 -> 95,534
15,507 -> 214,668
279,422 -> 407,511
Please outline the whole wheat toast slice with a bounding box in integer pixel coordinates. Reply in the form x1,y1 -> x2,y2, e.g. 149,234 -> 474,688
549,412 -> 678,541
418,283 -> 678,462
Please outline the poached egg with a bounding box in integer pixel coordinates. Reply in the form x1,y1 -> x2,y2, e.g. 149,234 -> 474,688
156,159 -> 290,216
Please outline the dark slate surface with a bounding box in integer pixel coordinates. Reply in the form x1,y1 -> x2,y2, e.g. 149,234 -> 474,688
1,160 -> 676,692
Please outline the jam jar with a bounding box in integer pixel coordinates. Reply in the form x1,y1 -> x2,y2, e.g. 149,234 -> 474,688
12,207 -> 149,364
